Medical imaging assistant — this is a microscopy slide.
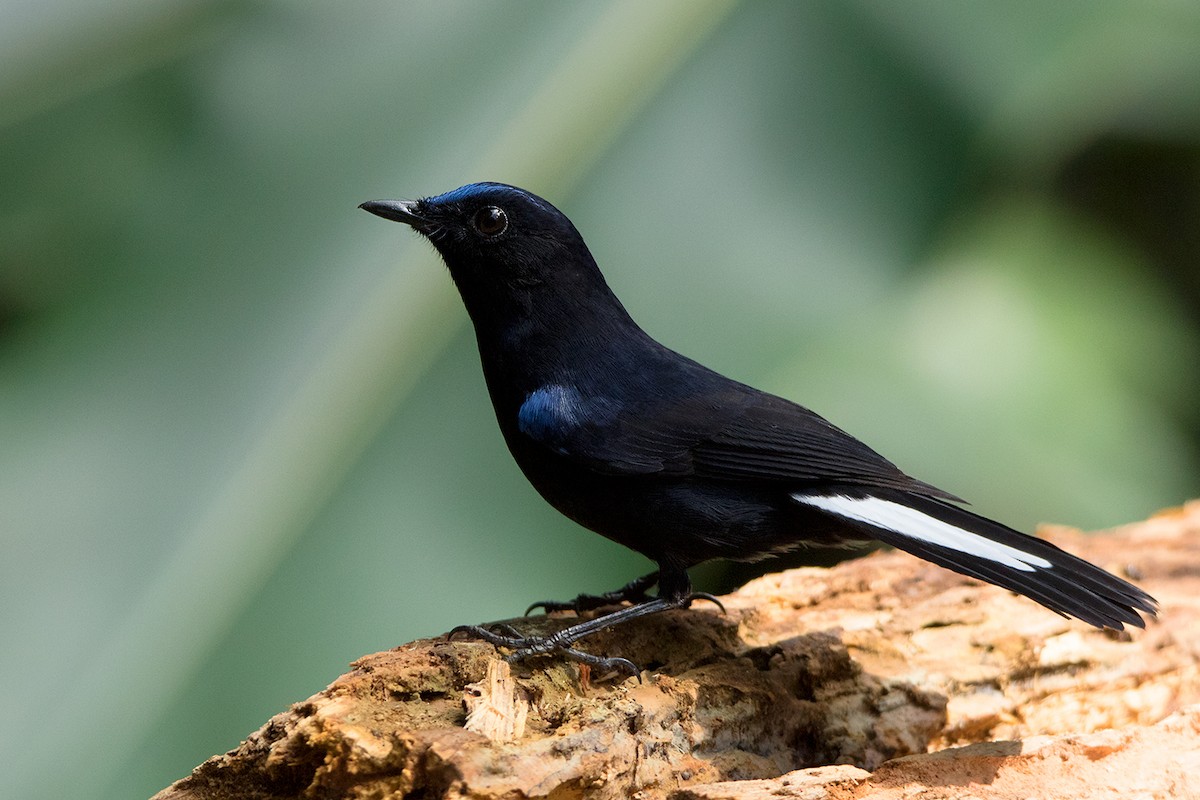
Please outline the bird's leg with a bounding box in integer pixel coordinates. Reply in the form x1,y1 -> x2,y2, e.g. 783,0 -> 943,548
524,571 -> 660,615
452,596 -> 689,678
452,566 -> 726,676
525,571 -> 725,616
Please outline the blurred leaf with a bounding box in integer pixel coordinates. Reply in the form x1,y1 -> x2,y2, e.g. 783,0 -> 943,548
770,196 -> 1198,531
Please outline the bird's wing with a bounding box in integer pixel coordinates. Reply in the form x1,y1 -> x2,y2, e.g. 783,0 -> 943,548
518,379 -> 955,499
689,394 -> 958,498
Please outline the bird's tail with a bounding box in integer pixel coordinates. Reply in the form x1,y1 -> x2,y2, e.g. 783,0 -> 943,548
791,489 -> 1157,630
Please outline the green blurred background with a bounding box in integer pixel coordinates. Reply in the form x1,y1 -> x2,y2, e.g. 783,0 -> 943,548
2,1 -> 1198,797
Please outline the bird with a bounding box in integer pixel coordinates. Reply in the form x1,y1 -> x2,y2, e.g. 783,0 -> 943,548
360,182 -> 1157,676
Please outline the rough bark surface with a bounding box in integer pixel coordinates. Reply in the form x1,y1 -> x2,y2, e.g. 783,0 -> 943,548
155,502 -> 1200,800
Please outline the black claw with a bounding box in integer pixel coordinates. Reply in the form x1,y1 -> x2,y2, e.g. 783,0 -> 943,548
490,622 -> 525,638
548,647 -> 642,680
687,592 -> 726,614
595,656 -> 642,681
447,624 -> 480,640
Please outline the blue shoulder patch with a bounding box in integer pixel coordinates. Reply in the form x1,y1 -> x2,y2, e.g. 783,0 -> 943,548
518,385 -> 582,447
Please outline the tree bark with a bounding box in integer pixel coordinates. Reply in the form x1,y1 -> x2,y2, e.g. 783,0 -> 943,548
154,502 -> 1200,800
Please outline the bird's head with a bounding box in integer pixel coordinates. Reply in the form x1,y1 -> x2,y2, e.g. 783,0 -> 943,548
360,182 -> 597,292
361,181 -> 634,348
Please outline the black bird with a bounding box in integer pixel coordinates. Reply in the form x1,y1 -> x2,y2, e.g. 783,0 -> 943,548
360,183 -> 1156,675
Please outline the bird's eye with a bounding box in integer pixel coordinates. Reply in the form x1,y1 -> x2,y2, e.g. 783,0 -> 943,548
472,206 -> 508,237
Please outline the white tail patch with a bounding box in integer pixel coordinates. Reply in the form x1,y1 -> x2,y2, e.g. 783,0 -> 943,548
792,493 -> 1053,573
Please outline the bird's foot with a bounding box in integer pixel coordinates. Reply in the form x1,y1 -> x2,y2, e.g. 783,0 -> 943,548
524,571 -> 660,615
449,622 -> 640,678
451,594 -> 709,678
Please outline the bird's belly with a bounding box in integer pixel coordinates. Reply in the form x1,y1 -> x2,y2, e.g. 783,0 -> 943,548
514,451 -> 856,566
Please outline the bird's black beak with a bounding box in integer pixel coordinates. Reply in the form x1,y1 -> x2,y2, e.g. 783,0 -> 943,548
359,198 -> 427,228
